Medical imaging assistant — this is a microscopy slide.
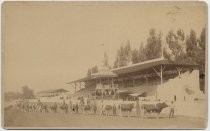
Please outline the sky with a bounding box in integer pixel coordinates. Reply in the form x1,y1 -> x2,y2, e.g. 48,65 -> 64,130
3,2 -> 207,93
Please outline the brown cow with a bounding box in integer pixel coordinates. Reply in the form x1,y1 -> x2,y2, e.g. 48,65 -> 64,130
142,102 -> 168,119
119,103 -> 134,117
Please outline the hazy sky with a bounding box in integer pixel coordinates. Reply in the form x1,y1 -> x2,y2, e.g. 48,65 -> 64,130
3,2 -> 207,92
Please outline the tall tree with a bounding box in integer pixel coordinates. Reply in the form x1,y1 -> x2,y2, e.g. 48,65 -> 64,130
124,40 -> 132,65
113,42 -> 132,68
185,29 -> 198,64
144,29 -> 162,60
138,42 -> 147,62
165,29 -> 186,63
91,66 -> 98,73
131,49 -> 139,64
87,68 -> 92,76
197,28 -> 206,72
103,52 -> 109,67
21,85 -> 34,99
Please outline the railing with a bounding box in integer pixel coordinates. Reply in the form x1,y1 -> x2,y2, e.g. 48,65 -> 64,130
96,84 -> 118,89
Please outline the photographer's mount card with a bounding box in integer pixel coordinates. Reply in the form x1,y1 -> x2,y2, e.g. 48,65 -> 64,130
2,1 -> 208,129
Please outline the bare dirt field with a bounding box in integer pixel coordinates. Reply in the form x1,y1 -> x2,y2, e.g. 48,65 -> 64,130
3,108 -> 207,129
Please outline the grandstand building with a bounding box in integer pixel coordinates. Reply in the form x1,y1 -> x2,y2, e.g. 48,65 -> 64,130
67,57 -> 204,101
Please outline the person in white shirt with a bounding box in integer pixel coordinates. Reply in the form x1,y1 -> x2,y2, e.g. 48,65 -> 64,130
169,101 -> 175,118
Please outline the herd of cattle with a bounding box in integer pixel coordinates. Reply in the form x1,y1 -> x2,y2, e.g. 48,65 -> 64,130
14,99 -> 169,119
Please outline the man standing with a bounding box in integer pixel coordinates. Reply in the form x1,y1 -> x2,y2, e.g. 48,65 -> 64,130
113,104 -> 117,116
69,99 -> 72,113
169,101 -> 175,118
136,99 -> 141,118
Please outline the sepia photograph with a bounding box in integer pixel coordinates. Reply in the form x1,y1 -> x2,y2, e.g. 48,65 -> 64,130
2,1 -> 208,129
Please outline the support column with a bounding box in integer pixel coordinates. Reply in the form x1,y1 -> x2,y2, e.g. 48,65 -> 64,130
144,76 -> 148,85
176,67 -> 183,76
132,78 -> 135,87
74,83 -> 77,93
153,65 -> 166,100
122,79 -> 124,88
102,89 -> 104,100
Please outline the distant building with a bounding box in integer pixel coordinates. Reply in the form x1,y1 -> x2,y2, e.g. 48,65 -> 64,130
35,89 -> 69,98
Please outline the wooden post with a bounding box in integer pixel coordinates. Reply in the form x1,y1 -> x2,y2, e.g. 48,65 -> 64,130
176,67 -> 183,76
145,76 -> 148,85
102,89 -> 104,100
74,83 -> 76,93
132,78 -> 135,87
153,65 -> 166,100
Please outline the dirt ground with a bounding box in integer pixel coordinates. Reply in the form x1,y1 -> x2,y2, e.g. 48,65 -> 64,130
3,108 -> 207,129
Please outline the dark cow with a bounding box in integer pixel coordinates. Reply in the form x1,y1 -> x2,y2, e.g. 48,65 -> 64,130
50,103 -> 58,113
119,103 -> 134,117
83,105 -> 92,115
142,102 -> 168,119
72,104 -> 79,113
60,103 -> 68,114
104,105 -> 112,116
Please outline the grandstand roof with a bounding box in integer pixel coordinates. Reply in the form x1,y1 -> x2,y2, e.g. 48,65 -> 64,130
91,69 -> 117,78
67,76 -> 92,84
111,57 -> 198,75
67,57 -> 198,84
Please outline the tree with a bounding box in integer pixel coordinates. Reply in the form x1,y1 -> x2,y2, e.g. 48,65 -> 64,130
113,42 -> 132,68
124,40 -> 132,64
138,42 -> 147,62
197,28 -> 205,72
21,85 -> 34,99
103,52 -> 109,68
197,28 -> 206,93
87,65 -> 98,76
91,66 -> 98,73
144,29 -> 162,60
165,29 -> 186,63
113,50 -> 120,68
4,91 -> 21,101
131,49 -> 139,64
87,68 -> 92,76
185,29 -> 198,64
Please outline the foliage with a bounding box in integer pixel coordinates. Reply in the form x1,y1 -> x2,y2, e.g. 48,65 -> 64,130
4,91 -> 21,101
165,29 -> 186,63
21,85 -> 34,99
87,65 -> 98,76
144,29 -> 162,60
103,52 -> 109,68
113,41 -> 132,68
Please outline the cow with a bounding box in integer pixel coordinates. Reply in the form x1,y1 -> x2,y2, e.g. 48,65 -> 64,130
83,105 -> 92,115
50,103 -> 58,113
119,103 -> 134,117
60,103 -> 68,114
104,105 -> 113,116
72,104 -> 79,114
142,102 -> 168,119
